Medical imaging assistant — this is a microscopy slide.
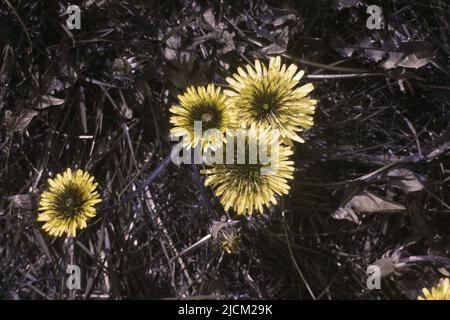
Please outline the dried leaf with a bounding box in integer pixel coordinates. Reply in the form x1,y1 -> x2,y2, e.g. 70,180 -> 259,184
261,43 -> 285,55
332,206 -> 360,224
333,191 -> 406,223
397,41 -> 433,69
4,109 -> 38,132
335,0 -> 361,9
272,14 -> 297,27
347,191 -> 406,213
261,27 -> 289,55
203,8 -> 216,27
359,38 -> 384,62
8,194 -> 34,210
163,32 -> 181,61
387,168 -> 425,192
380,52 -> 403,69
382,41 -> 433,69
35,95 -> 65,109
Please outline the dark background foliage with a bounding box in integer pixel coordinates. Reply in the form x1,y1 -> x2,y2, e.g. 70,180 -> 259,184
0,0 -> 449,299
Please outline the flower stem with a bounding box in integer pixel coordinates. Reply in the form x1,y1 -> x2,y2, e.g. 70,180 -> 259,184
398,255 -> 450,267
118,147 -> 175,205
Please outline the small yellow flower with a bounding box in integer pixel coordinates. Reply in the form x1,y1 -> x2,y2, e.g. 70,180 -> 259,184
38,168 -> 101,238
224,56 -> 316,143
201,126 -> 294,215
418,278 -> 450,300
170,84 -> 235,151
220,231 -> 241,255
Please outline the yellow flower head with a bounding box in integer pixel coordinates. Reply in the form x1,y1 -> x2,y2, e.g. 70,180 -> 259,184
170,84 -> 235,151
418,278 -> 450,300
225,56 -> 316,143
201,126 -> 294,215
220,231 -> 241,255
38,168 -> 101,238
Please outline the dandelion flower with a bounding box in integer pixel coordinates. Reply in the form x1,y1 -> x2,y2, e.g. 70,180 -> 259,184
220,231 -> 241,255
418,278 -> 450,300
38,168 -> 101,238
170,84 -> 235,151
210,218 -> 241,254
201,126 -> 294,215
225,56 -> 316,143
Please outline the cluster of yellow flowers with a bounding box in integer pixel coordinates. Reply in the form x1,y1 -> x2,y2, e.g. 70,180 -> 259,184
170,56 -> 317,215
34,56 -> 450,299
36,56 -> 316,237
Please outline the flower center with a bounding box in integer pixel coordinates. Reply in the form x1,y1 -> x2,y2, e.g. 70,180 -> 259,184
190,102 -> 222,131
250,83 -> 283,120
202,113 -> 213,123
54,184 -> 86,218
